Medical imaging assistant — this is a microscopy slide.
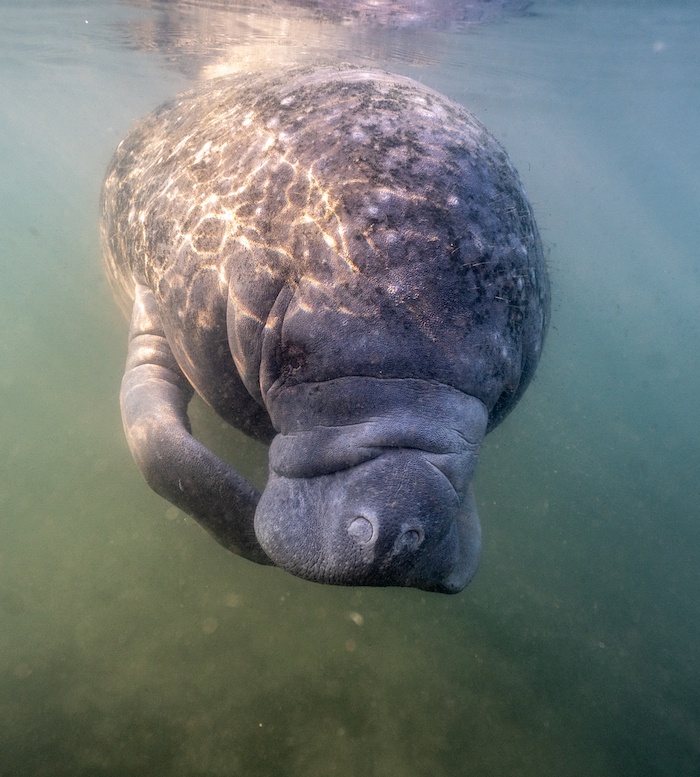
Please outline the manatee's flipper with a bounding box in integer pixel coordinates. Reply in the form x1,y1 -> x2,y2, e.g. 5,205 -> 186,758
119,284 -> 271,565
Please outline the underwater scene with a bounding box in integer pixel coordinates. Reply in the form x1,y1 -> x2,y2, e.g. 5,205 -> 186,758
0,0 -> 698,774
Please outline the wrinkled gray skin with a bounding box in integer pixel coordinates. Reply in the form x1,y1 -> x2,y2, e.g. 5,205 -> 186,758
101,65 -> 549,593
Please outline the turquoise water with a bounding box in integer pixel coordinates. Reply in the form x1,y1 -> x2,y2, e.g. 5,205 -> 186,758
1,1 -> 698,774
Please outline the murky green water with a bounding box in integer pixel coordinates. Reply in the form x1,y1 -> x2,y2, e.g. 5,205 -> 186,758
1,1 -> 698,774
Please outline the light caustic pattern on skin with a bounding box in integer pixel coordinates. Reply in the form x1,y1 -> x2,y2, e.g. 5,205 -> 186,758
107,76 -> 441,315
175,133 -> 356,322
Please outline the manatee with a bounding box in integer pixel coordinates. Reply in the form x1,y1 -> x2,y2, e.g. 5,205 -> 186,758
101,65 -> 549,593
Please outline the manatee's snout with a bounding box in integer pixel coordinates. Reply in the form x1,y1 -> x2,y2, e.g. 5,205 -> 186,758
256,379 -> 488,593
255,448 -> 482,594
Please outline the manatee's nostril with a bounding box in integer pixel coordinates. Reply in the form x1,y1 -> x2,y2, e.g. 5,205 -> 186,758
397,527 -> 425,553
348,515 -> 374,545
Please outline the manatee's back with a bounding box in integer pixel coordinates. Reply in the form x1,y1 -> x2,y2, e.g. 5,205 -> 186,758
100,66 -> 549,429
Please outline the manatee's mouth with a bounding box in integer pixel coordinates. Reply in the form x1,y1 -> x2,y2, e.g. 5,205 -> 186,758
254,450 -> 482,594
256,376 -> 489,593
429,485 -> 481,594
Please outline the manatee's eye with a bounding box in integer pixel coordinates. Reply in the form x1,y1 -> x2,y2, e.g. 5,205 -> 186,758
347,515 -> 375,545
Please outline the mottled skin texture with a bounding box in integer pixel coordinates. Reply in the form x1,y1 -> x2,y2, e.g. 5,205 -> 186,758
101,65 -> 549,593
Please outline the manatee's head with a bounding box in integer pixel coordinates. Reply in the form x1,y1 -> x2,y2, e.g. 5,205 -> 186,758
254,377 -> 488,593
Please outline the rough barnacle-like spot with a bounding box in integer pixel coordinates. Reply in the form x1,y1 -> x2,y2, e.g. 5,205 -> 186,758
192,216 -> 226,254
